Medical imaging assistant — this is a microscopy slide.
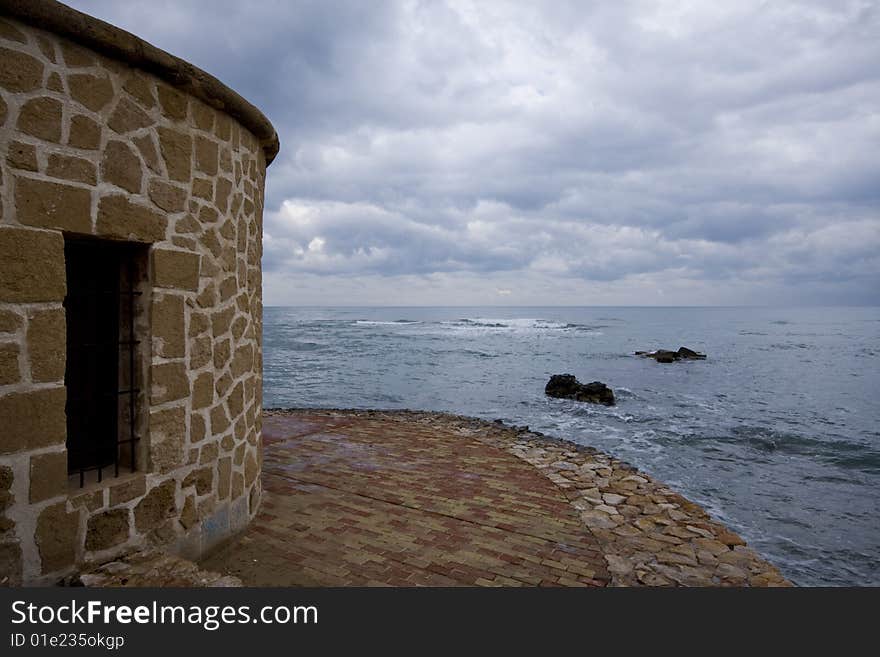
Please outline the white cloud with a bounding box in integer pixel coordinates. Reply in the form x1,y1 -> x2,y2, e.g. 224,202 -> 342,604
67,0 -> 880,305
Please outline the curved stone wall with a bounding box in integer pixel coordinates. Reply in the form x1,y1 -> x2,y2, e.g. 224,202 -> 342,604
0,3 -> 273,584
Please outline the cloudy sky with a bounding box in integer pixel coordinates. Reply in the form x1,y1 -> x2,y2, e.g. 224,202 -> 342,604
68,0 -> 879,305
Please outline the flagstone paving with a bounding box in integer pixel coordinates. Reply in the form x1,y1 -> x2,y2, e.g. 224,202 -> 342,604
201,410 -> 790,587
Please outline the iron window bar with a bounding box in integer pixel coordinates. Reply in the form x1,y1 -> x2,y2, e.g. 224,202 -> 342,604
64,239 -> 142,488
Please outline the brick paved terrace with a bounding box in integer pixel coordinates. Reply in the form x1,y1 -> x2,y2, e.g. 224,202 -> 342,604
200,410 -> 790,587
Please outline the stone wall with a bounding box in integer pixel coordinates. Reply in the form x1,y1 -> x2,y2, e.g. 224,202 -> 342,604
0,6 -> 273,585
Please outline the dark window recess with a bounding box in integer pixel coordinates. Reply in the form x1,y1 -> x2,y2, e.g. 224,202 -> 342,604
64,238 -> 143,487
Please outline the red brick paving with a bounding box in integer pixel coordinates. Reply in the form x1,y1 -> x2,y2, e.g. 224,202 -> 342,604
201,413 -> 610,586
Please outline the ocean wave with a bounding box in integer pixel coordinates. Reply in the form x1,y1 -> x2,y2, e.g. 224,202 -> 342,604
286,341 -> 325,351
701,426 -> 880,473
443,318 -> 601,332
354,320 -> 421,326
763,342 -> 811,350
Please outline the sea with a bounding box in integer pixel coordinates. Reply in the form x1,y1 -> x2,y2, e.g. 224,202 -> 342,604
262,306 -> 880,586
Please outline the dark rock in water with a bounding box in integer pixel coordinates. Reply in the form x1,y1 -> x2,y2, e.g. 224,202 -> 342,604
635,347 -> 707,362
654,350 -> 678,363
545,374 -> 615,405
676,346 -> 706,360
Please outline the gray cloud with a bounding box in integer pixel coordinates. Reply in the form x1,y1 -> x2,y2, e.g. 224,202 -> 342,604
67,0 -> 880,304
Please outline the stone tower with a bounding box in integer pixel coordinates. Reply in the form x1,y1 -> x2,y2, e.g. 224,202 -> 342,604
0,0 -> 277,584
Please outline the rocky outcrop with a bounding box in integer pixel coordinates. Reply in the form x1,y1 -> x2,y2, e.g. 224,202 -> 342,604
635,347 -> 707,363
545,374 -> 615,406
61,549 -> 241,587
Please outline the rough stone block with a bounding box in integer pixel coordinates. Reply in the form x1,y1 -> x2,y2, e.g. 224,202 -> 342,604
234,417 -> 247,443
221,212 -> 242,239
183,466 -> 213,496
196,282 -> 216,308
85,509 -> 130,551
0,228 -> 66,302
244,449 -> 259,487
157,127 -> 192,182
231,471 -> 244,499
148,179 -> 187,213
180,495 -> 197,529
0,310 -> 22,333
97,194 -> 167,243
231,316 -> 247,341
191,371 -> 213,410
219,147 -> 232,173
191,413 -> 206,443
211,306 -> 234,337
231,344 -> 254,378
0,47 -> 43,92
192,102 -> 214,132
217,456 -> 231,500
0,387 -> 66,454
189,335 -> 212,371
123,75 -> 156,109
6,141 -> 38,171
17,97 -> 62,142
29,450 -> 67,503
108,97 -> 153,134
0,17 -> 26,42
214,114 -> 232,141
46,154 -> 97,185
46,71 -> 63,92
201,230 -> 222,259
192,178 -> 213,200
176,239 -> 197,258
68,73 -> 114,112
199,441 -> 218,464
214,178 -> 233,213
210,404 -> 230,435
0,343 -> 19,385
175,214 -> 200,235
148,406 -> 185,473
214,371 -> 232,397
153,249 -> 200,291
194,136 -> 218,175
150,361 -> 190,404
199,205 -> 219,226
151,294 -> 185,358
101,140 -> 143,193
68,114 -> 101,150
0,465 -> 13,491
27,307 -> 66,382
60,42 -> 96,67
15,176 -> 91,233
36,502 -> 79,574
134,480 -> 177,532
109,475 -> 146,506
0,541 -> 22,586
133,134 -> 161,173
70,489 -> 104,512
227,382 -> 244,419
157,84 -> 188,121
219,276 -> 237,302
